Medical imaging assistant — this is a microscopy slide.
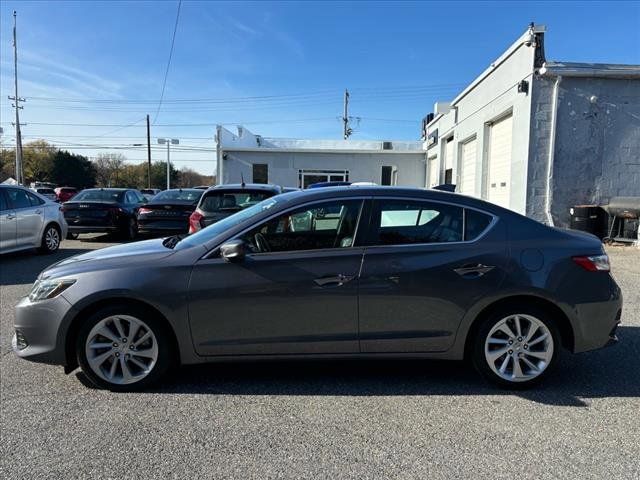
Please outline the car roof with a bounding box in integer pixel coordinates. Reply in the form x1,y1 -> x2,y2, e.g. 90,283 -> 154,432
204,183 -> 282,193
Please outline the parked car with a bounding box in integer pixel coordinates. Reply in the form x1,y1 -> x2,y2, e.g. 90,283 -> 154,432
13,186 -> 622,391
0,184 -> 67,254
140,188 -> 162,202
54,187 -> 78,203
188,183 -> 283,234
61,188 -> 147,240
137,188 -> 204,235
32,187 -> 57,202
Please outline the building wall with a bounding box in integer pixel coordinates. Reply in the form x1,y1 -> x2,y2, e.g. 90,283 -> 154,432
221,151 -> 426,188
528,76 -> 640,226
423,39 -> 537,215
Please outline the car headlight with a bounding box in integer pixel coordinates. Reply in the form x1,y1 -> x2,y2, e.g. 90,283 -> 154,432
28,279 -> 76,302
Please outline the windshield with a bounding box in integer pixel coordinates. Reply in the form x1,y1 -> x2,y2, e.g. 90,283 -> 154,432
175,197 -> 280,250
153,189 -> 202,202
73,190 -> 124,202
199,190 -> 274,213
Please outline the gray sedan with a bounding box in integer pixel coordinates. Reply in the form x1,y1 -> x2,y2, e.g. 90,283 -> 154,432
13,186 -> 622,390
1,185 -> 68,255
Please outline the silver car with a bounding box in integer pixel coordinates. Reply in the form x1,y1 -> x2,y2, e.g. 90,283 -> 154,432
0,185 -> 68,254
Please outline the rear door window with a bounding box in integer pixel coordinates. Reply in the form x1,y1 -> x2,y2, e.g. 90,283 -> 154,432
6,189 -> 33,209
27,191 -> 45,206
365,199 -> 463,245
0,191 -> 8,212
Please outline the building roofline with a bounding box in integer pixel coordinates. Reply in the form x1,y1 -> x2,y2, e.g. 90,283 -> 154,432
221,147 -> 426,154
539,61 -> 640,78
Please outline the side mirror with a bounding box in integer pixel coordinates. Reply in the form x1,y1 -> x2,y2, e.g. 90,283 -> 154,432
220,239 -> 246,263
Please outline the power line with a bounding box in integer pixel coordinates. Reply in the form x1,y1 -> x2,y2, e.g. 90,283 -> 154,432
153,0 -> 182,124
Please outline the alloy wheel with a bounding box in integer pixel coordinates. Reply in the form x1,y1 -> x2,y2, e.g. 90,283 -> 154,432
484,314 -> 554,383
85,315 -> 158,385
45,227 -> 60,251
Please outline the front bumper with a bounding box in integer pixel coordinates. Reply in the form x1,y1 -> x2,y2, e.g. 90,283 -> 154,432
13,294 -> 74,365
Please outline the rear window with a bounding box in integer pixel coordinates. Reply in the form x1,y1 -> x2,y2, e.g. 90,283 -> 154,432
62,188 -> 77,193
199,190 -> 274,213
36,188 -> 55,195
154,189 -> 202,202
464,209 -> 493,241
73,190 -> 124,202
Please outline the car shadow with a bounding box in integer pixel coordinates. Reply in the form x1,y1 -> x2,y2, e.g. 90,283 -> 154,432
0,248 -> 88,286
76,326 -> 640,407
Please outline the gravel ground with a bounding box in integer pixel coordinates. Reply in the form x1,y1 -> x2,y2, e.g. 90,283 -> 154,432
1,237 -> 639,479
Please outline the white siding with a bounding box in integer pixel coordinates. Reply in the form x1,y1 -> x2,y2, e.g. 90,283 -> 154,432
458,137 -> 477,196
487,114 -> 513,208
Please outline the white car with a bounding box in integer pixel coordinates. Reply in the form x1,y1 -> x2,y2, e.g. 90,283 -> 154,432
32,187 -> 58,202
0,185 -> 68,254
140,188 -> 162,201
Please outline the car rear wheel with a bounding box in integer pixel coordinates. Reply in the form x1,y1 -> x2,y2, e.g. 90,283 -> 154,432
38,224 -> 61,254
472,307 -> 559,388
66,232 -> 79,240
122,218 -> 138,240
76,305 -> 172,391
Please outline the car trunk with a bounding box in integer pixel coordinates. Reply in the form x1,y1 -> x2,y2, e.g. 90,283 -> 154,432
139,202 -> 196,230
63,201 -> 120,227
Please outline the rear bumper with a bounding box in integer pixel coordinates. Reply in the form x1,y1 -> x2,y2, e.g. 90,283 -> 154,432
68,226 -> 119,233
571,281 -> 623,353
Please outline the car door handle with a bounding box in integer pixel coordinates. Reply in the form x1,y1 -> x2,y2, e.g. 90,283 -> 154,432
6,214 -> 16,220
453,264 -> 495,278
35,209 -> 42,214
314,274 -> 355,287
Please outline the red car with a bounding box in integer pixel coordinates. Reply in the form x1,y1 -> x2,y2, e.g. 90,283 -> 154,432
54,187 -> 78,203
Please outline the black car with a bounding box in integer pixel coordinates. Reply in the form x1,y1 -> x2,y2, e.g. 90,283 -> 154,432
188,183 -> 283,234
62,188 -> 146,239
137,188 -> 203,235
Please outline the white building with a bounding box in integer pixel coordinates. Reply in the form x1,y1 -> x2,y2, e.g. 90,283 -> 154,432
423,24 -> 640,226
215,126 -> 425,189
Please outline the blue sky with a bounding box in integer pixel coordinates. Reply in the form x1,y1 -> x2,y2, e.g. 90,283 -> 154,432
1,0 -> 639,175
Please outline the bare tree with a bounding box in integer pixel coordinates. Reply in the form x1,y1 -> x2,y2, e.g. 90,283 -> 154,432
94,153 -> 126,187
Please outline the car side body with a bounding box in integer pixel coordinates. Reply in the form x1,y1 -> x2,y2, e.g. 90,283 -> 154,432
0,185 -> 68,254
13,186 -> 622,389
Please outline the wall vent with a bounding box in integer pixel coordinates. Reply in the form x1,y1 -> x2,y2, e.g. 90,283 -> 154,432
382,141 -> 393,150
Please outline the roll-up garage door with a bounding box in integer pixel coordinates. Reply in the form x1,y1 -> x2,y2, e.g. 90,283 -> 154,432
459,137 -> 477,196
487,114 -> 513,208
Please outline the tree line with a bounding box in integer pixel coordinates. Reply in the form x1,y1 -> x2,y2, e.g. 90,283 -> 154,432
0,140 -> 215,189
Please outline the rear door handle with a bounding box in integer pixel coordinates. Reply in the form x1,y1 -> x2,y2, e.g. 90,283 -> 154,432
314,274 -> 355,287
453,264 -> 495,278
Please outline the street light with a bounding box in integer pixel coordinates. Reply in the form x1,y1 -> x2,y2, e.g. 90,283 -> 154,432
157,138 -> 179,189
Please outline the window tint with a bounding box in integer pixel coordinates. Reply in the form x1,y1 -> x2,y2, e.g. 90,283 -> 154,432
464,209 -> 492,241
367,199 -> 463,245
26,191 -> 45,206
0,191 -> 8,211
74,190 -> 124,202
240,200 -> 362,253
6,188 -> 33,209
200,190 -> 273,213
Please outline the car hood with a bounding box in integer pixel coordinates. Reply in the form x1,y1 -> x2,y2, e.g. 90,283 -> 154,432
40,238 -> 175,279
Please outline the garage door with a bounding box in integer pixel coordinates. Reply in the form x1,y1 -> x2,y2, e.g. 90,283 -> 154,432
487,114 -> 513,208
427,156 -> 439,187
459,137 -> 477,196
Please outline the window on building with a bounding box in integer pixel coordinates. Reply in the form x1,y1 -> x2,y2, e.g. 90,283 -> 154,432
364,199 -> 463,246
252,164 -> 268,184
381,166 -> 398,186
444,169 -> 453,184
298,169 -> 349,188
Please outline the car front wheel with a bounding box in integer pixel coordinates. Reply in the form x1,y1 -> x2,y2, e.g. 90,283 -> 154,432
472,307 -> 559,388
76,305 -> 172,391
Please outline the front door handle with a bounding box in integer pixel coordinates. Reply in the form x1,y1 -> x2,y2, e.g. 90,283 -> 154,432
6,214 -> 16,220
453,264 -> 495,278
314,274 -> 355,287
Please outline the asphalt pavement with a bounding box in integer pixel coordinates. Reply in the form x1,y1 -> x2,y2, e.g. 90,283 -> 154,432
1,236 -> 639,479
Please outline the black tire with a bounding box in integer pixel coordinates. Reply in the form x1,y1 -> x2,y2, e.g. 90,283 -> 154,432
122,217 -> 138,240
38,224 -> 61,254
472,305 -> 560,389
76,304 -> 173,392
66,232 -> 79,240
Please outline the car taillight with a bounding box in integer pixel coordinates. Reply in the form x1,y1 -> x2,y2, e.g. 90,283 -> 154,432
573,254 -> 610,272
189,210 -> 203,234
138,207 -> 152,215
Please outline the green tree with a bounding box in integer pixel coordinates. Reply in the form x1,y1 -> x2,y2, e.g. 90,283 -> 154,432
50,150 -> 96,188
94,153 -> 126,187
0,148 -> 15,182
22,140 -> 56,183
149,161 -> 180,189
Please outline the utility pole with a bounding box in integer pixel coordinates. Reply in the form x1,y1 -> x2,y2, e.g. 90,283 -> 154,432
342,89 -> 352,140
9,11 -> 25,185
146,114 -> 151,188
158,138 -> 179,190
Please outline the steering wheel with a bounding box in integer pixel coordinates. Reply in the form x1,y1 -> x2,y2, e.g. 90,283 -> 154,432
254,233 -> 271,253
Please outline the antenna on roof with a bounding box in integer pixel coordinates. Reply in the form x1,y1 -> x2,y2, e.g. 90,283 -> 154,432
240,172 -> 245,188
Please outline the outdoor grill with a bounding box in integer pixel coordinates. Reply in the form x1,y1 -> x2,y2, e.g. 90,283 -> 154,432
601,197 -> 640,244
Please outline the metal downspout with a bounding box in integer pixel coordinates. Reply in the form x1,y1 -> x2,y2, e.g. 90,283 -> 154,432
545,75 -> 562,226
